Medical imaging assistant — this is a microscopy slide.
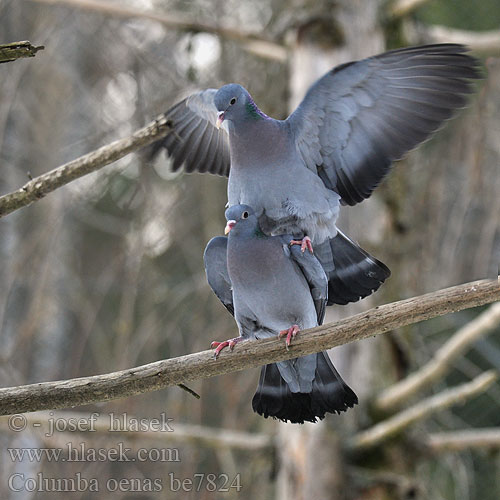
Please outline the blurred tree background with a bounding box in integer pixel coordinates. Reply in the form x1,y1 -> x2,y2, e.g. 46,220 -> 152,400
0,0 -> 499,499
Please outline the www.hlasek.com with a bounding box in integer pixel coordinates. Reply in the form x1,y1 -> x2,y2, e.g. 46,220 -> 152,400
8,473 -> 242,493
8,442 -> 180,463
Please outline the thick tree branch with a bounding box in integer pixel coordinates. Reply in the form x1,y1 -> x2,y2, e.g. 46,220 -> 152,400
426,428 -> 500,452
349,370 -> 498,451
0,41 -> 44,63
375,302 -> 500,411
0,117 -> 171,219
27,0 -> 288,61
0,278 -> 498,416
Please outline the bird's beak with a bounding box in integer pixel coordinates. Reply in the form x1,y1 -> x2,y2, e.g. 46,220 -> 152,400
216,111 -> 225,130
225,220 -> 236,234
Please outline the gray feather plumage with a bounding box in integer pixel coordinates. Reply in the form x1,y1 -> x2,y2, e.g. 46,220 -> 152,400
204,205 -> 358,421
160,44 -> 479,307
151,89 -> 231,176
203,236 -> 233,315
287,44 -> 481,205
154,44 -> 479,209
203,205 -> 327,393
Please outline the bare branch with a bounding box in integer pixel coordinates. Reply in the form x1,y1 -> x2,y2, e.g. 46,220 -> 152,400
375,302 -> 500,412
349,371 -> 498,451
0,41 -> 44,63
426,428 -> 500,452
0,411 -> 273,451
0,117 -> 171,219
408,23 -> 500,54
389,0 -> 431,18
0,278 -> 498,416
27,0 -> 288,61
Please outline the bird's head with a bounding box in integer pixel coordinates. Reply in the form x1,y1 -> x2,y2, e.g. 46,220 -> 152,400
224,204 -> 259,236
214,84 -> 252,129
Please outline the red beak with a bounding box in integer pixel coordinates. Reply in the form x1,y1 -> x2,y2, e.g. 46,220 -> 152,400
225,220 -> 236,234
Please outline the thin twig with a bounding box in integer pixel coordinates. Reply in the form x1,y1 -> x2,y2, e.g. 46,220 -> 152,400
0,116 -> 171,218
349,371 -> 498,451
27,0 -> 288,61
177,383 -> 201,399
426,428 -> 500,452
375,302 -> 500,411
0,41 -> 44,63
0,278 -> 497,416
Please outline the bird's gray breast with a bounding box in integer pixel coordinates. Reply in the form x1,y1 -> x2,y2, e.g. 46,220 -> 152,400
228,161 -> 341,243
227,125 -> 340,243
228,238 -> 316,334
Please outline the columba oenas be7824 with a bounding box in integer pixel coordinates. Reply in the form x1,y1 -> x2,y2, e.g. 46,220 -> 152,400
152,44 -> 480,305
204,205 -> 357,423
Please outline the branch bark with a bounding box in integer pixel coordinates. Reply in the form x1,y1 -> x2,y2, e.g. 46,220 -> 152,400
27,0 -> 287,61
375,302 -> 500,411
349,370 -> 498,451
0,41 -> 44,63
0,117 -> 171,219
0,278 -> 497,416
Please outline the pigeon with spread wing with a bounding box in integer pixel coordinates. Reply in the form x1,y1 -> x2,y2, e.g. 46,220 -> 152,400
155,44 -> 481,305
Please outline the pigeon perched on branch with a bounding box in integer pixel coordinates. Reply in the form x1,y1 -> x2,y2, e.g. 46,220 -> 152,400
204,204 -> 357,423
154,44 -> 480,305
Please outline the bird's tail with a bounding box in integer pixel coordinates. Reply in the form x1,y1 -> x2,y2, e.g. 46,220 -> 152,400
315,230 -> 391,306
252,352 -> 357,424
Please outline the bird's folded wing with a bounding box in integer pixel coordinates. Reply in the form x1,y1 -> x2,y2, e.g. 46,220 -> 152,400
150,89 -> 231,176
203,236 -> 234,315
286,239 -> 328,325
287,44 -> 481,206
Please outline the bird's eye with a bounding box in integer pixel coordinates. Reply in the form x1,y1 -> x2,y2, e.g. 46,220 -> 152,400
242,211 -> 249,219
230,97 -> 237,105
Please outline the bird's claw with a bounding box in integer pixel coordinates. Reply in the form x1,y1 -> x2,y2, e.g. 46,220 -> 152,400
211,338 -> 242,359
290,236 -> 313,254
278,325 -> 300,350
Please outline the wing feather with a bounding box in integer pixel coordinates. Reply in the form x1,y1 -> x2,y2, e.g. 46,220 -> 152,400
203,237 -> 234,316
285,239 -> 328,325
287,44 -> 481,205
150,89 -> 231,176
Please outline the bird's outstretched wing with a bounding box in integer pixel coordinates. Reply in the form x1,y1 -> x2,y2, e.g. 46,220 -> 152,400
287,44 -> 481,205
203,236 -> 234,315
150,89 -> 231,176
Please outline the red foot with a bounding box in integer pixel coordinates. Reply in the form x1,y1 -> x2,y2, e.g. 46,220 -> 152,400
290,236 -> 313,254
278,325 -> 300,350
211,337 -> 244,359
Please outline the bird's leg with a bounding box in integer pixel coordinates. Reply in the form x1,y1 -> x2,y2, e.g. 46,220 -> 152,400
211,336 -> 245,359
278,324 -> 300,350
289,236 -> 313,254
